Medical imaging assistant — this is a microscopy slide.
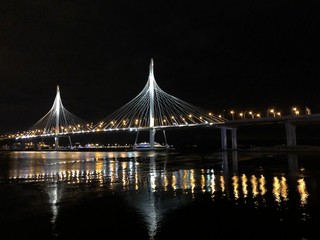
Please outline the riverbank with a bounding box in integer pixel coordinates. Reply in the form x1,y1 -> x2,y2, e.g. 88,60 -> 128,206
245,144 -> 320,152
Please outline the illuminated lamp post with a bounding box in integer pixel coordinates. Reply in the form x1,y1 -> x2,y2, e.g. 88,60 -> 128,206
230,110 -> 235,120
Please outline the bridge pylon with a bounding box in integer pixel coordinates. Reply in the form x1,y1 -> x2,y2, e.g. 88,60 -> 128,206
148,58 -> 156,149
95,58 -> 226,150
54,85 -> 61,149
17,85 -> 91,149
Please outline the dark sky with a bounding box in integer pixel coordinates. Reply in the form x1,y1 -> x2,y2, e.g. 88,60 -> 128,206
0,0 -> 320,133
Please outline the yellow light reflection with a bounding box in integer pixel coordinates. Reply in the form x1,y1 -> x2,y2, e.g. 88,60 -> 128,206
110,161 -> 116,190
121,162 -> 128,189
251,175 -> 258,198
273,177 -> 281,203
135,170 -> 139,191
232,175 -> 239,200
280,176 -> 288,201
297,178 -> 309,206
201,175 -> 205,193
220,176 -> 225,193
190,170 -> 195,194
241,174 -> 248,198
182,170 -> 190,190
172,174 -> 177,190
163,175 -> 168,191
259,175 -> 267,196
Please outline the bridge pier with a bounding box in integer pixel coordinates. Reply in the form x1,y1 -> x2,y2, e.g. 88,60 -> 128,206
220,127 -> 238,151
149,128 -> 156,149
285,121 -> 297,146
54,137 -> 59,150
231,128 -> 237,150
221,127 -> 227,150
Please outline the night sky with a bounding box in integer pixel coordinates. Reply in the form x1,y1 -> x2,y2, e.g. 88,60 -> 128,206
1,0 -> 320,134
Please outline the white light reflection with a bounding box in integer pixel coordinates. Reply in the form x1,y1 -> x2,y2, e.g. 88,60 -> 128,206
210,169 -> 215,194
148,156 -> 158,240
5,150 -> 314,238
47,181 -> 60,232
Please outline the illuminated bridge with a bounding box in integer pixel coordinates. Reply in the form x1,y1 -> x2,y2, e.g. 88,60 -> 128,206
2,59 -> 319,150
5,59 -> 226,149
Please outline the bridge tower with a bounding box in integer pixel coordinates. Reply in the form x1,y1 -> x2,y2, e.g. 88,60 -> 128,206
148,58 -> 156,149
54,85 -> 61,149
95,58 -> 225,150
16,85 -> 90,148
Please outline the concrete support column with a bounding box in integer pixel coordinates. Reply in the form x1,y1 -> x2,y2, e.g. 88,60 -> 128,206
285,121 -> 297,146
231,128 -> 238,150
221,127 -> 227,150
149,128 -> 156,149
54,136 -> 59,150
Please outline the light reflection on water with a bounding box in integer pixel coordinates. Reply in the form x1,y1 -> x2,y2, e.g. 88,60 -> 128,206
0,150 -> 316,239
2,151 -> 309,206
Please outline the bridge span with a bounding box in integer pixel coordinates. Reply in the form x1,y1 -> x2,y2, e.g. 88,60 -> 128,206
219,113 -> 320,150
1,58 -> 319,151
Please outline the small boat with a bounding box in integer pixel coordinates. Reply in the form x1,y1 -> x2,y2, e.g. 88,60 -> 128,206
132,129 -> 174,151
132,142 -> 172,150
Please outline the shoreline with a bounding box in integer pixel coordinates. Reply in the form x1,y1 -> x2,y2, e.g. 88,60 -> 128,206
240,144 -> 320,152
2,144 -> 320,153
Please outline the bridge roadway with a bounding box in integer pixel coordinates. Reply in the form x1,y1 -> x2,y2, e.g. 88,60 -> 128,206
2,113 -> 320,150
219,113 -> 320,150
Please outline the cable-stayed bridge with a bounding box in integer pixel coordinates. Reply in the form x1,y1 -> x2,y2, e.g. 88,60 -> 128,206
3,58 -> 319,151
6,59 -> 226,149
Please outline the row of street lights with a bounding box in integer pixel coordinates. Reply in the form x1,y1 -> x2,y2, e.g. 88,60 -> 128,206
223,106 -> 311,120
229,110 -> 263,120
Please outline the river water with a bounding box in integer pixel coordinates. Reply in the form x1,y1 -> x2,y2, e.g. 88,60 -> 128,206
0,149 -> 319,239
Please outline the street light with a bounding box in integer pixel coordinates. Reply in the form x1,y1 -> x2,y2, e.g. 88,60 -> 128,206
230,110 -> 235,120
291,106 -> 299,115
305,107 -> 311,115
267,109 -> 275,117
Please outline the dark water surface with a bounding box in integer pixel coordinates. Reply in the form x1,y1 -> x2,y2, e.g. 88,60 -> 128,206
0,150 -> 319,239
